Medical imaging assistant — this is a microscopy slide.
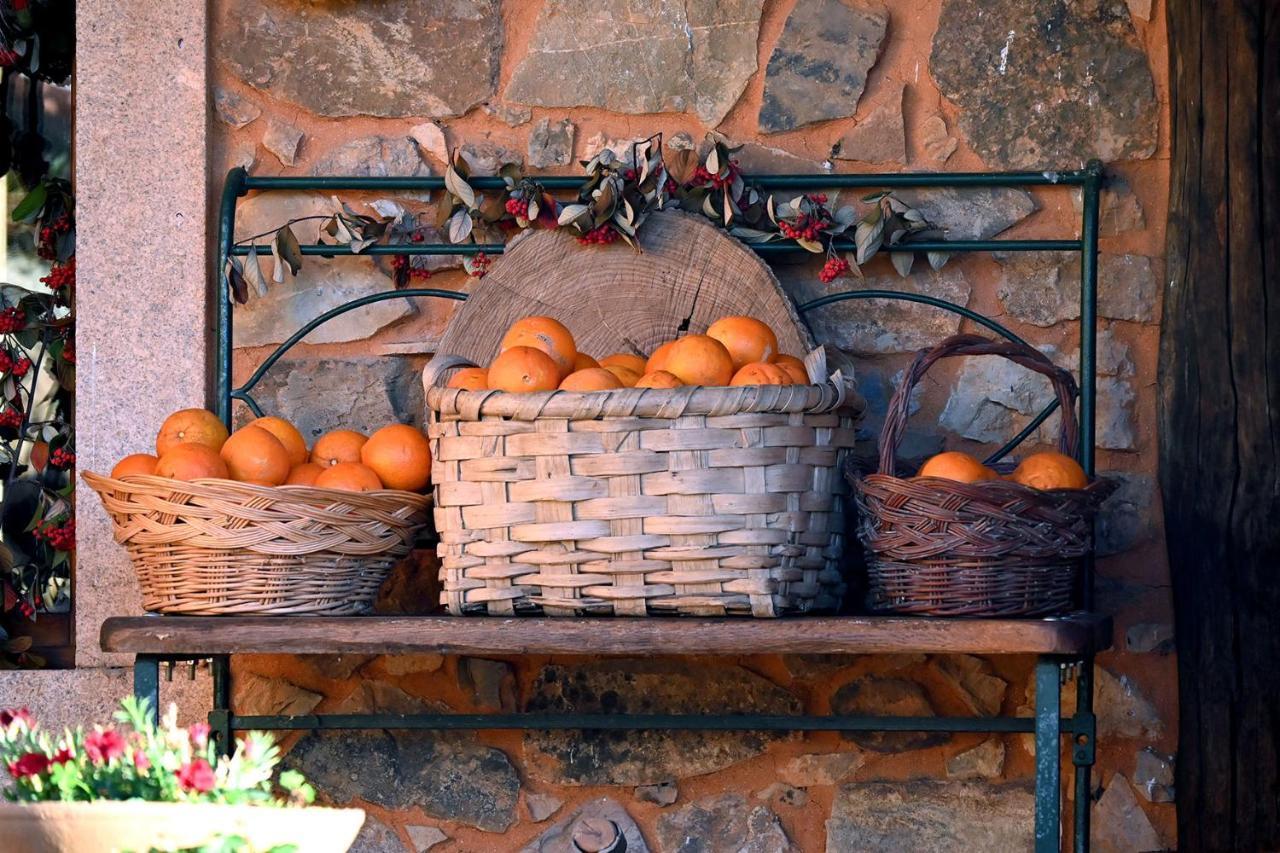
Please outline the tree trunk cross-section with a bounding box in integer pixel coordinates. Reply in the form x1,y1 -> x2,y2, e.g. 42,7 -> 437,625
1161,1 -> 1280,849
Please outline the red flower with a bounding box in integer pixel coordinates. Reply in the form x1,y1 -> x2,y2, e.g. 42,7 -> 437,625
0,708 -> 33,729
188,722 -> 210,748
50,747 -> 74,765
176,758 -> 215,793
132,749 -> 150,772
8,752 -> 50,779
84,728 -> 127,763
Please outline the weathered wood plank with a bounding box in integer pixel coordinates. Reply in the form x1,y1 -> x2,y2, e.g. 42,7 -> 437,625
100,613 -> 1110,657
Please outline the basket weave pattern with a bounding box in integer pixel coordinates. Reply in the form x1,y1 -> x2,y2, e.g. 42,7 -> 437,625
854,334 -> 1114,617
426,370 -> 859,617
83,472 -> 431,615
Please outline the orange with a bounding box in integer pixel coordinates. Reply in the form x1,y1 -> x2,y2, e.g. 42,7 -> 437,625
315,461 -> 384,492
559,367 -> 624,391
916,451 -> 999,484
311,429 -> 368,467
602,364 -> 641,387
361,424 -> 432,491
772,354 -> 810,385
599,353 -> 648,375
573,352 -> 600,371
707,316 -> 779,371
663,334 -> 735,387
730,361 -> 791,386
500,316 -> 578,379
220,425 -> 291,485
155,409 -> 229,457
111,453 -> 159,479
645,340 -> 678,375
155,443 -> 229,481
284,462 -> 325,486
488,346 -> 561,393
635,370 -> 682,389
1008,451 -> 1088,490
446,367 -> 489,391
249,416 -> 308,467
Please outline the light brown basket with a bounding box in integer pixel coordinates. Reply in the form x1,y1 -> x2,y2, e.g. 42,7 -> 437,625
83,472 -> 431,615
425,361 -> 860,617
853,334 -> 1114,617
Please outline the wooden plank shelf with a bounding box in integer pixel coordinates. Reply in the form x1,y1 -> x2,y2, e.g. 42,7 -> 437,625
101,612 -> 1110,657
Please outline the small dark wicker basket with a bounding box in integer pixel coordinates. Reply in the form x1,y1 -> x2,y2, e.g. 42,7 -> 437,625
853,334 -> 1114,617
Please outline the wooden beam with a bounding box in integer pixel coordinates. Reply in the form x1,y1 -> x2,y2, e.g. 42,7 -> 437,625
1162,1 -> 1280,849
99,613 -> 1110,657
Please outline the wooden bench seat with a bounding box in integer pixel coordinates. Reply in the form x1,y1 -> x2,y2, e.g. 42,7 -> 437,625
101,611 -> 1110,657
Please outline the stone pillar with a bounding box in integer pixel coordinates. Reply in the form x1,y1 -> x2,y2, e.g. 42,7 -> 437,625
74,0 -> 211,667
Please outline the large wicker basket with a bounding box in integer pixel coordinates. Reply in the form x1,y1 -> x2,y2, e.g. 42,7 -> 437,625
423,210 -> 863,617
853,334 -> 1114,617
83,472 -> 431,615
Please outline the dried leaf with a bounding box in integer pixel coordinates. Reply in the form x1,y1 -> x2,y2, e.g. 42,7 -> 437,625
729,226 -> 780,243
448,208 -> 474,244
245,245 -> 270,297
854,212 -> 884,265
706,147 -> 720,176
557,203 -> 591,230
445,165 -> 477,209
526,196 -> 540,223
796,237 -> 824,253
276,226 -> 303,276
927,251 -> 951,270
890,252 -> 914,277
701,193 -> 718,219
268,237 -> 286,285
370,199 -> 405,220
722,186 -> 734,226
226,258 -> 248,305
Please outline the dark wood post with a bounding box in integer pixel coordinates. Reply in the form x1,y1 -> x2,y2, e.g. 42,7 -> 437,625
1161,1 -> 1280,849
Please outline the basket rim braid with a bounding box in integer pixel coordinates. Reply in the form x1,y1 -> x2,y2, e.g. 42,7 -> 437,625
82,470 -> 431,615
424,352 -> 862,618
854,333 -> 1115,617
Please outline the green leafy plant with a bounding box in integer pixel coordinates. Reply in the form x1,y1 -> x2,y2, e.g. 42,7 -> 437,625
0,697 -> 315,807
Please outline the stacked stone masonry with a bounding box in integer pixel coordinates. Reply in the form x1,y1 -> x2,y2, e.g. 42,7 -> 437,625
209,0 -> 1176,849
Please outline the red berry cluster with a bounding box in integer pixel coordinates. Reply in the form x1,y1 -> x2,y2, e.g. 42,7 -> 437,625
0,351 -> 20,374
779,214 -> 826,242
61,340 -> 75,365
390,254 -> 431,281
623,168 -> 637,181
49,448 -> 75,469
819,256 -> 851,284
11,357 -> 30,378
806,193 -> 829,204
35,518 -> 74,552
40,258 -> 74,290
0,49 -> 19,69
577,224 -> 618,246
0,308 -> 25,334
0,408 -> 22,429
504,196 -> 530,218
36,216 -> 71,262
469,251 -> 491,277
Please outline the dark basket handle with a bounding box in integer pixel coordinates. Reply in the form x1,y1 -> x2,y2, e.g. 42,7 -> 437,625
878,333 -> 1081,476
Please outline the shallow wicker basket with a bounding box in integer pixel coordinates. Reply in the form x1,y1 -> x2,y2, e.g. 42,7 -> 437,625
83,472 -> 431,615
853,334 -> 1115,618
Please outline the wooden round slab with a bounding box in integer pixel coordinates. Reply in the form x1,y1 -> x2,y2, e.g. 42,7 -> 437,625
437,210 -> 815,365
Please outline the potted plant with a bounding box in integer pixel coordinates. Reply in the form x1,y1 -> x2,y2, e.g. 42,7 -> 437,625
0,698 -> 364,853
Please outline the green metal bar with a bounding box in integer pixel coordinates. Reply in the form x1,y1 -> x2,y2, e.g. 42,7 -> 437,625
216,167 -> 249,427
1078,161 -> 1102,477
798,289 -> 1033,348
210,655 -> 232,758
225,712 -> 1093,734
133,655 -> 160,727
1035,657 -> 1063,853
1072,661 -> 1097,853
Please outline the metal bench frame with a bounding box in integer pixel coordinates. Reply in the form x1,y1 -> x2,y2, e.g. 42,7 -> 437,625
114,161 -> 1107,853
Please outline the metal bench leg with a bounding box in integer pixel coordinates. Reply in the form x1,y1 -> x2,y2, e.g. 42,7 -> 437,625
1072,659 -> 1096,853
209,655 -> 233,757
133,655 -> 160,726
1034,656 -> 1062,853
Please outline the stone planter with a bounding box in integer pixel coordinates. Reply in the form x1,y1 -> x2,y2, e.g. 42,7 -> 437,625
0,800 -> 365,853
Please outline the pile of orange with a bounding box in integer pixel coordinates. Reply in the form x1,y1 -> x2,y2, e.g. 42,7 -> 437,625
446,315 -> 813,393
110,409 -> 432,493
914,449 -> 1088,491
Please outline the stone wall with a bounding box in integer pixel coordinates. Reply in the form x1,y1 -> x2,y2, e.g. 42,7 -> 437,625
210,1 -> 1176,850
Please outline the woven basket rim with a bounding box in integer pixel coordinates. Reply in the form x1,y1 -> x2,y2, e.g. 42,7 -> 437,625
858,471 -> 1116,504
82,470 -> 433,509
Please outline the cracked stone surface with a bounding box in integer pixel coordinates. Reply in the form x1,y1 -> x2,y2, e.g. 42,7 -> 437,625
656,794 -> 792,853
827,781 -> 1034,851
835,84 -> 906,164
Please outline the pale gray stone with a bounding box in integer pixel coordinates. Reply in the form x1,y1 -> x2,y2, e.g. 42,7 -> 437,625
1099,254 -> 1159,323
931,655 -> 1007,717
506,0 -> 765,127
582,132 -> 633,162
931,0 -> 1158,168
232,672 -> 322,717
527,118 -> 576,169
520,798 -> 649,853
213,87 -> 260,128
1073,175 -> 1147,235
1097,473 -> 1158,555
997,253 -> 1158,326
219,140 -> 258,174
946,739 -> 1006,780
831,677 -> 948,752
635,781 -> 679,806
262,119 -> 302,166
1097,376 -> 1138,450
349,815 -> 401,853
525,792 -> 565,822
827,781 -> 1034,851
760,0 -> 887,132
723,142 -> 826,175
524,661 -> 799,786
219,0 -> 500,118
835,85 -> 906,164
782,265 -> 973,356
917,114 -> 958,164
459,141 -> 523,177
1094,774 -> 1163,852
482,102 -> 532,127
1024,667 -> 1162,741
1126,622 -> 1174,655
245,357 -> 423,443
405,825 -> 448,853
939,347 -> 1060,444
777,752 -> 863,787
312,135 -> 428,178
895,187 -> 1037,241
458,657 -> 516,712
1062,329 -> 1136,378
1133,748 -> 1175,803
232,193 -> 414,346
409,121 -> 449,165
656,794 -> 792,853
